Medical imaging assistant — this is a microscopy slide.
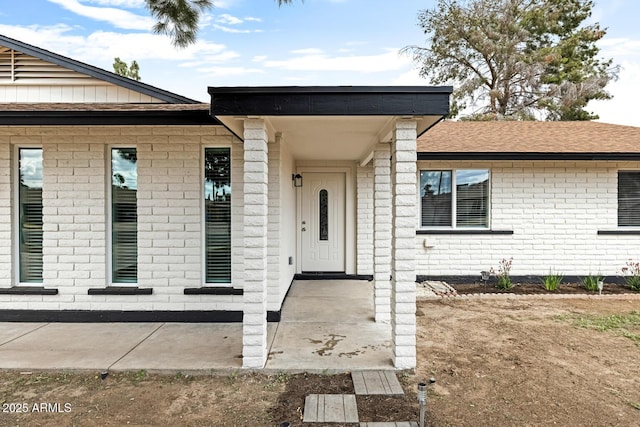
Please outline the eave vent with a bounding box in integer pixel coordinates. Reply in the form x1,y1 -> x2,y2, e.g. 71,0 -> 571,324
0,47 -> 95,83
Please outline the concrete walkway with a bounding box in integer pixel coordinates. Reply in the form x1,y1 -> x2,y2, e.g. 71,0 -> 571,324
0,280 -> 393,373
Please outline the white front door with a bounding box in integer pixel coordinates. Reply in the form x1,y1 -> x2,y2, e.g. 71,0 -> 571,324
300,172 -> 346,272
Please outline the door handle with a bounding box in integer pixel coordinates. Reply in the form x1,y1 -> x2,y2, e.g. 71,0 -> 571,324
302,227 -> 306,232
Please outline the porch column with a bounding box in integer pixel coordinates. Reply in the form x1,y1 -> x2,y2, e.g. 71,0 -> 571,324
373,143 -> 392,323
242,118 -> 269,369
391,119 -> 418,369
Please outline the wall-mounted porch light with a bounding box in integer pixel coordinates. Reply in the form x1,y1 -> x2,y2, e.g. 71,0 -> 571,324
292,173 -> 303,187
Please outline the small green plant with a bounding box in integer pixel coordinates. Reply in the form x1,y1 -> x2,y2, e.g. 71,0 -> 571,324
491,258 -> 513,290
581,273 -> 604,292
134,369 -> 147,380
621,259 -> 640,291
567,311 -> 640,347
542,271 -> 563,291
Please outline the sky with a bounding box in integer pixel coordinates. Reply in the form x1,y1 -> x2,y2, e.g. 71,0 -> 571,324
1,0 -> 639,126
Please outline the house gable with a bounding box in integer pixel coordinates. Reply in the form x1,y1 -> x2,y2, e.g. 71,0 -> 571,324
0,34 -> 197,104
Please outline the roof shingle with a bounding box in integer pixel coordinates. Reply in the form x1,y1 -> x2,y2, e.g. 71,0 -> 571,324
419,121 -> 640,154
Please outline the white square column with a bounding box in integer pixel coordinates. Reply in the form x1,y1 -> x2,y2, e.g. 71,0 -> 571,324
373,143 -> 391,323
391,119 -> 418,369
242,118 -> 269,369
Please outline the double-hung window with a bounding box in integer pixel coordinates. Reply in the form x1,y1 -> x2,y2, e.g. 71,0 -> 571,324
618,171 -> 640,227
204,148 -> 231,284
111,148 -> 137,283
17,148 -> 43,283
420,169 -> 490,228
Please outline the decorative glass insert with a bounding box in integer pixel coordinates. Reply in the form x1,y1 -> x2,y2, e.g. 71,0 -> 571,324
618,171 -> 640,226
319,189 -> 329,241
205,148 -> 231,283
111,148 -> 137,283
18,148 -> 43,283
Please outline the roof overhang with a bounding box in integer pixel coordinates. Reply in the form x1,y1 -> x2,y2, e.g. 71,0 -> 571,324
209,86 -> 452,161
0,104 -> 219,126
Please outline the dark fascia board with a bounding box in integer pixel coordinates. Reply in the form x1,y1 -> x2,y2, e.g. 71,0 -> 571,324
0,109 -> 219,126
0,34 -> 198,104
208,86 -> 453,116
418,152 -> 640,161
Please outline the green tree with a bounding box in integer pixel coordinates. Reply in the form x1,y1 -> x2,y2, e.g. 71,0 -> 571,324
145,0 -> 297,48
403,0 -> 618,120
113,57 -> 141,81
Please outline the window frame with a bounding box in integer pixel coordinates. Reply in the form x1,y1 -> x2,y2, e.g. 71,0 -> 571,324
201,145 -> 233,286
107,146 -> 138,286
617,170 -> 640,228
418,168 -> 491,230
13,145 -> 44,286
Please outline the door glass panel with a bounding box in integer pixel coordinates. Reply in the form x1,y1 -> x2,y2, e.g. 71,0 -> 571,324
319,189 -> 328,241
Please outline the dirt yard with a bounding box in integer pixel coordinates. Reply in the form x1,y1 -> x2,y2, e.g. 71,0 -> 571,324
1,297 -> 639,426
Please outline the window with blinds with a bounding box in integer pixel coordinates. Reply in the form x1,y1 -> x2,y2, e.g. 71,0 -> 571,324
18,148 -> 43,283
618,171 -> 640,227
111,148 -> 137,283
420,169 -> 489,228
204,148 -> 231,283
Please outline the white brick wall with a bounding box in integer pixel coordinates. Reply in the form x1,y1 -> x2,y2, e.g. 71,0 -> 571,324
42,135 -> 106,298
356,164 -> 374,275
417,160 -> 640,277
373,143 -> 391,323
391,120 -> 418,370
0,134 -> 13,288
0,125 -> 246,312
267,136 -> 281,309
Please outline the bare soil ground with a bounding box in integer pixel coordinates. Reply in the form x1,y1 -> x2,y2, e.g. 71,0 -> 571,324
1,297 -> 639,426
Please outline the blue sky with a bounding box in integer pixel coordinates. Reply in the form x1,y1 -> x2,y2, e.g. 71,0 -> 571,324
1,0 -> 639,126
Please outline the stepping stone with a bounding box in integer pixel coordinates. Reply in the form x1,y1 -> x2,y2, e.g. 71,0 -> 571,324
360,423 -> 418,427
303,394 -> 358,423
352,371 -> 404,396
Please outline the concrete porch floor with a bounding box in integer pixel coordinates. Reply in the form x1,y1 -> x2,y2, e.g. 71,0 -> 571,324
0,280 -> 393,373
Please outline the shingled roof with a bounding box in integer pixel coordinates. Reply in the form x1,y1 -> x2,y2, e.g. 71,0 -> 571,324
418,121 -> 640,160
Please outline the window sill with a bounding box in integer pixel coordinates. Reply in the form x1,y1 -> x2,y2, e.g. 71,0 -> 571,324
0,287 -> 58,295
417,229 -> 514,235
184,287 -> 243,295
597,230 -> 640,235
88,287 -> 153,295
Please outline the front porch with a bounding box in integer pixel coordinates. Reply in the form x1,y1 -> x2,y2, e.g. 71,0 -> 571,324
0,280 -> 391,372
210,86 -> 453,369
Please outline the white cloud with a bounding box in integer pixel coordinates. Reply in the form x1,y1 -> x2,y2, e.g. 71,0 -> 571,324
216,13 -> 243,25
85,0 -> 145,7
244,17 -> 262,22
212,24 -> 254,34
392,68 -> 428,86
290,48 -> 324,55
194,66 -> 264,77
47,0 -> 153,30
0,24 -> 229,64
252,55 -> 268,62
264,49 -> 411,73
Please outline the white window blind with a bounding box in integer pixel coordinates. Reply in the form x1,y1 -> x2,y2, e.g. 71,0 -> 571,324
18,148 -> 43,283
204,148 -> 231,283
111,148 -> 137,283
618,171 -> 640,227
